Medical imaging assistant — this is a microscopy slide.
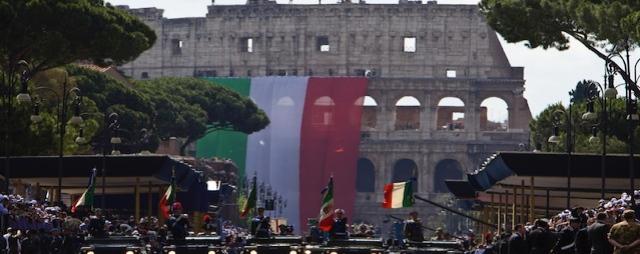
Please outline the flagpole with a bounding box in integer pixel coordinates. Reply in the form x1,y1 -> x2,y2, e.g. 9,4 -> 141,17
413,195 -> 497,228
170,167 -> 176,215
253,174 -> 257,217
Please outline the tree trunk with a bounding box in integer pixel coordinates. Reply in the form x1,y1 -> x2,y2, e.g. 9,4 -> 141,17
179,138 -> 192,156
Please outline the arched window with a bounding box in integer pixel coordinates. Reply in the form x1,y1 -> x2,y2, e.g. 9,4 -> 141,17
436,97 -> 465,130
356,158 -> 375,192
433,159 -> 463,193
314,96 -> 335,106
361,96 -> 378,130
395,96 -> 421,130
276,96 -> 295,106
312,96 -> 334,125
392,159 -> 418,192
480,97 -> 509,131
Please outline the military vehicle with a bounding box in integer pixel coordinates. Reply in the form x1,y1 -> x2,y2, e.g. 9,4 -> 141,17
303,238 -> 386,254
79,236 -> 145,254
242,236 -> 304,254
401,240 -> 464,254
162,235 -> 225,254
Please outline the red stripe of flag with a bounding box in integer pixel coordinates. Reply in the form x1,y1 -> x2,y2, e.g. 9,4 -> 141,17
299,77 -> 368,232
382,183 -> 394,208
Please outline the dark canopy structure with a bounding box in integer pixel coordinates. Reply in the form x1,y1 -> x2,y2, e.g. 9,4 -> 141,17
468,152 -> 640,191
0,155 -> 203,195
445,152 -> 640,214
444,180 -> 477,199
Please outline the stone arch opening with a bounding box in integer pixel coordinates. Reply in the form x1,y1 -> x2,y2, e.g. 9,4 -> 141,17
392,159 -> 418,192
312,96 -> 334,126
315,96 -> 335,106
433,159 -> 464,193
361,96 -> 378,130
480,97 -> 509,131
356,158 -> 375,192
436,97 -> 465,130
395,96 -> 421,130
276,96 -> 295,106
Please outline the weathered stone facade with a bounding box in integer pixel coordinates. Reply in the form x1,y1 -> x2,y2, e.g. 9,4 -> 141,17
119,1 -> 532,230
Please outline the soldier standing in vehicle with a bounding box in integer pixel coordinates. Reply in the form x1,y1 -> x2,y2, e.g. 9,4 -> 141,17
251,207 -> 271,238
166,202 -> 189,241
431,227 -> 445,241
330,209 -> 348,240
404,211 -> 424,242
88,209 -> 106,238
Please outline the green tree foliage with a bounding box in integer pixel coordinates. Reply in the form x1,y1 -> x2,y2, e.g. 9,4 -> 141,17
6,66 -> 158,156
531,88 -> 640,153
0,0 -> 156,72
0,0 -> 156,156
572,80 -> 600,103
480,0 -> 640,96
137,77 -> 270,155
7,69 -> 269,157
65,65 -> 158,152
8,68 -> 101,156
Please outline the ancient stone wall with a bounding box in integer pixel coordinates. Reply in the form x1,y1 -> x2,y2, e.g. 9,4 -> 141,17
118,1 -> 532,230
118,2 -> 518,80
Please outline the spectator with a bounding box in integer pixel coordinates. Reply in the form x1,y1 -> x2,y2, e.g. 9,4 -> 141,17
575,221 -> 591,254
4,228 -> 20,254
507,224 -> 527,254
528,219 -> 555,254
608,210 -> 640,254
0,196 -> 9,215
553,217 -> 580,254
49,228 -> 62,254
21,229 -> 40,254
588,213 -> 613,254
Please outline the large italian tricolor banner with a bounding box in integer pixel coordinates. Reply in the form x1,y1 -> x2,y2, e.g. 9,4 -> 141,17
196,77 -> 367,231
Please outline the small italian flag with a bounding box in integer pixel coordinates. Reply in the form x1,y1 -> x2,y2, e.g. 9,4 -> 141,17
382,181 -> 414,208
159,171 -> 176,219
318,177 -> 334,232
71,168 -> 97,213
240,176 -> 257,218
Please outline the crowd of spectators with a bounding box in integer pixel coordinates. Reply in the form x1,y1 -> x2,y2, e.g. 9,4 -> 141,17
472,191 -> 640,254
0,194 -> 246,254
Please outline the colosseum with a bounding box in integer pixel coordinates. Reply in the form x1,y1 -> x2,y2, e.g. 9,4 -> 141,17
118,0 -> 532,230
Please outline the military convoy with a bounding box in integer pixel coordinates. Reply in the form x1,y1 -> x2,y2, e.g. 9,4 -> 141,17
78,235 -> 464,254
242,235 -> 304,254
80,236 -> 146,254
162,236 -> 224,254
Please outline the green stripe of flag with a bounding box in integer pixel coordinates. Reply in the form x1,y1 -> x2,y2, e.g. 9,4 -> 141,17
402,181 -> 414,207
196,78 -> 251,187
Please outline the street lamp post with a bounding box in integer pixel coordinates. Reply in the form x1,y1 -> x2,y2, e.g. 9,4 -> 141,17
2,60 -> 33,194
625,80 -> 638,203
108,126 -> 150,155
75,112 -> 119,209
27,77 -> 83,202
597,48 -> 640,207
103,113 -> 119,209
548,93 -> 575,208
582,74 -> 618,200
76,113 -> 153,210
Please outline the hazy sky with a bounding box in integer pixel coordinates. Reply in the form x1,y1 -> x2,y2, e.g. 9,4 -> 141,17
107,0 -> 624,120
